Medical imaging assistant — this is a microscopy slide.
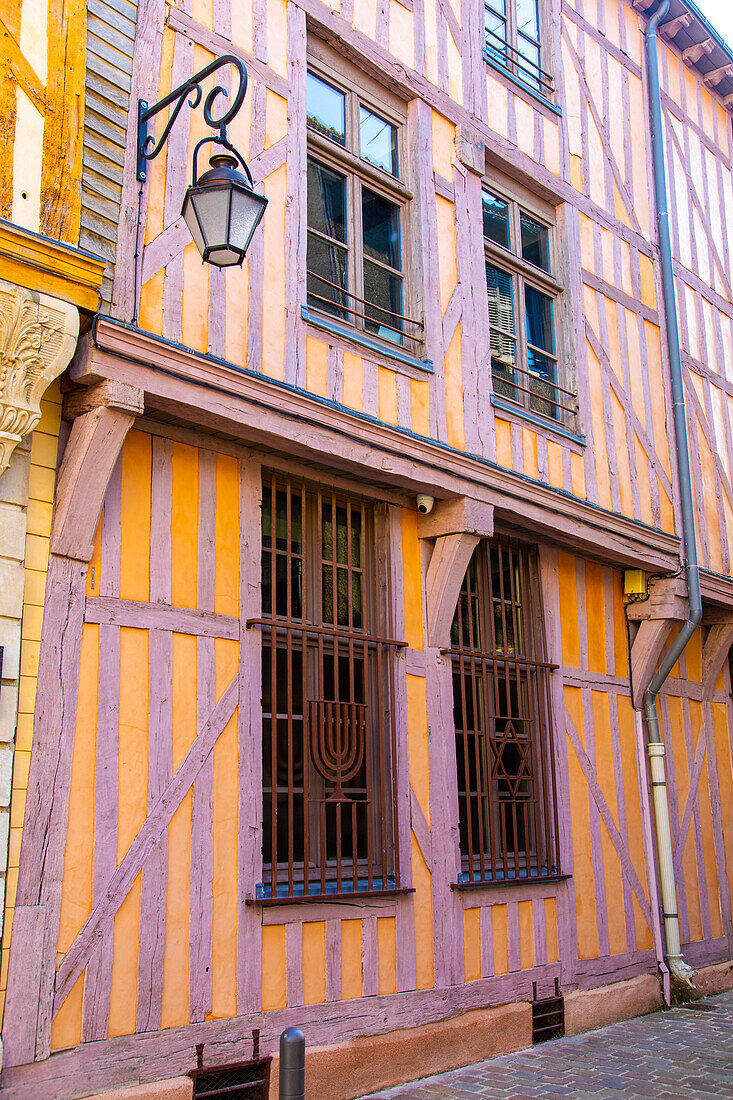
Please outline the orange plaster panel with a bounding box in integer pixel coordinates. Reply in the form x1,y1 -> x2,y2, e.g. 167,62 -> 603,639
214,454 -> 240,618
262,164 -> 287,380
181,241 -> 209,355
584,561 -> 605,674
265,90 -> 287,149
410,378 -> 430,436
463,908 -> 481,982
401,509 -> 424,650
547,441 -> 563,489
571,452 -> 586,499
57,623 -> 98,955
495,417 -> 512,469
172,634 -> 197,770
262,924 -> 287,1010
557,551 -> 580,668
170,442 -> 199,610
117,627 -> 149,864
407,674 -> 430,823
444,325 -> 464,451
108,871 -> 143,1037
412,838 -> 434,990
697,755 -> 723,940
544,897 -> 558,964
522,428 -> 538,481
50,972 -> 84,1051
161,790 -> 192,1028
306,336 -> 328,398
492,905 -> 509,975
431,112 -> 456,180
120,431 -> 151,604
341,919 -> 362,1000
435,195 -> 458,315
377,916 -> 397,995
139,270 -> 164,338
379,366 -> 398,425
303,921 -> 327,1004
389,1 -> 415,70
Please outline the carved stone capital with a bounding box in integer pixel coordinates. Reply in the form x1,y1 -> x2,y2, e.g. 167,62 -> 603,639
0,280 -> 79,475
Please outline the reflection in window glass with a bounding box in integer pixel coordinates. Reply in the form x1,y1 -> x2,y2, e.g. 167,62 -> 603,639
524,285 -> 553,353
307,159 -> 349,320
483,192 -> 510,249
485,0 -> 508,62
362,188 -> 401,269
360,107 -> 398,176
525,285 -> 557,419
306,72 -> 346,145
520,213 -> 550,271
362,188 -> 403,343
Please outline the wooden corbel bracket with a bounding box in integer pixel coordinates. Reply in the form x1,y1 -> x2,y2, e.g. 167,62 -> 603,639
52,381 -> 144,562
627,575 -> 689,708
419,498 -> 493,649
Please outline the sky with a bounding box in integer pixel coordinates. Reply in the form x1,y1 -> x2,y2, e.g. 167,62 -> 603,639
695,0 -> 733,48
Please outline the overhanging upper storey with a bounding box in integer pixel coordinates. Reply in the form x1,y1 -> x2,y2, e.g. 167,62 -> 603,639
635,0 -> 733,110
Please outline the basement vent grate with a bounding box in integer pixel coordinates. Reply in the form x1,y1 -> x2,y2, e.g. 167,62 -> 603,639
531,979 -> 565,1044
190,1034 -> 271,1100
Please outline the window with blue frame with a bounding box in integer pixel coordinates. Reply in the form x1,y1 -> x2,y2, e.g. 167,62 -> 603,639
305,61 -> 423,351
484,0 -> 553,99
483,184 -> 575,425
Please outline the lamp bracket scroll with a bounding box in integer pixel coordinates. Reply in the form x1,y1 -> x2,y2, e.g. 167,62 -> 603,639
136,54 -> 248,182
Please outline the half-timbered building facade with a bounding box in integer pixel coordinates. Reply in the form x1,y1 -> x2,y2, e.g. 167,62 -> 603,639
1,0 -> 733,1097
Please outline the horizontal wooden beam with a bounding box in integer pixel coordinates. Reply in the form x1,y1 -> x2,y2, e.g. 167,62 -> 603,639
69,320 -> 694,577
84,596 -> 240,639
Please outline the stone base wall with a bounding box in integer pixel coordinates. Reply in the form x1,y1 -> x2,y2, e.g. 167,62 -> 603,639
76,962 -> 733,1100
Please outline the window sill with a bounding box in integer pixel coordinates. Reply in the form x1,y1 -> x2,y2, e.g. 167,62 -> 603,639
247,886 -> 415,907
451,873 -> 571,892
490,394 -> 586,447
302,306 -> 434,377
483,52 -> 562,117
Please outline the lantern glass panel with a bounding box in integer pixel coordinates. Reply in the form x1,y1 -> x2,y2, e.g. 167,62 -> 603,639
193,184 -> 232,249
183,192 -> 207,255
230,185 -> 267,254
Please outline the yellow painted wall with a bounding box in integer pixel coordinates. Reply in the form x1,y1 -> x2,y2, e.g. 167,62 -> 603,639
0,382 -> 62,1019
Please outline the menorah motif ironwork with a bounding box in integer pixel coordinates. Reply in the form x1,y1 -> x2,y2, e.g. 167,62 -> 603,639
308,699 -> 367,803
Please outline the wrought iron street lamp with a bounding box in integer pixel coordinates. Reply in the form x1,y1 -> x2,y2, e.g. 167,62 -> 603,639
137,55 -> 267,268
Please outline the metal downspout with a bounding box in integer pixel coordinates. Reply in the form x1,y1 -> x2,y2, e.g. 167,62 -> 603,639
643,0 -> 701,990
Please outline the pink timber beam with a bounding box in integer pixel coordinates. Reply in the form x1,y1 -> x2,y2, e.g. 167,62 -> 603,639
3,381 -> 142,1067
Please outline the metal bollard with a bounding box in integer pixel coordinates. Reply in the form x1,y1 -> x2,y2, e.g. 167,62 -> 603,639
279,1026 -> 305,1100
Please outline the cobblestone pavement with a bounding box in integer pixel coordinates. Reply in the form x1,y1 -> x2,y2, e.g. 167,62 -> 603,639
359,990 -> 733,1098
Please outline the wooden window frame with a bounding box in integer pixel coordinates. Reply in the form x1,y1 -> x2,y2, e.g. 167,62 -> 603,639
254,472 -> 406,904
484,0 -> 555,100
483,175 -> 578,428
448,535 -> 561,887
305,45 -> 424,354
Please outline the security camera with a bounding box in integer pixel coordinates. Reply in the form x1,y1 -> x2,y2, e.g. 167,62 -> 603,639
417,494 -> 434,514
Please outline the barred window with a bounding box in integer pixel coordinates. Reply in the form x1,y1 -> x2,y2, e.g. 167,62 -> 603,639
254,475 -> 403,902
449,536 -> 560,885
484,0 -> 553,98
